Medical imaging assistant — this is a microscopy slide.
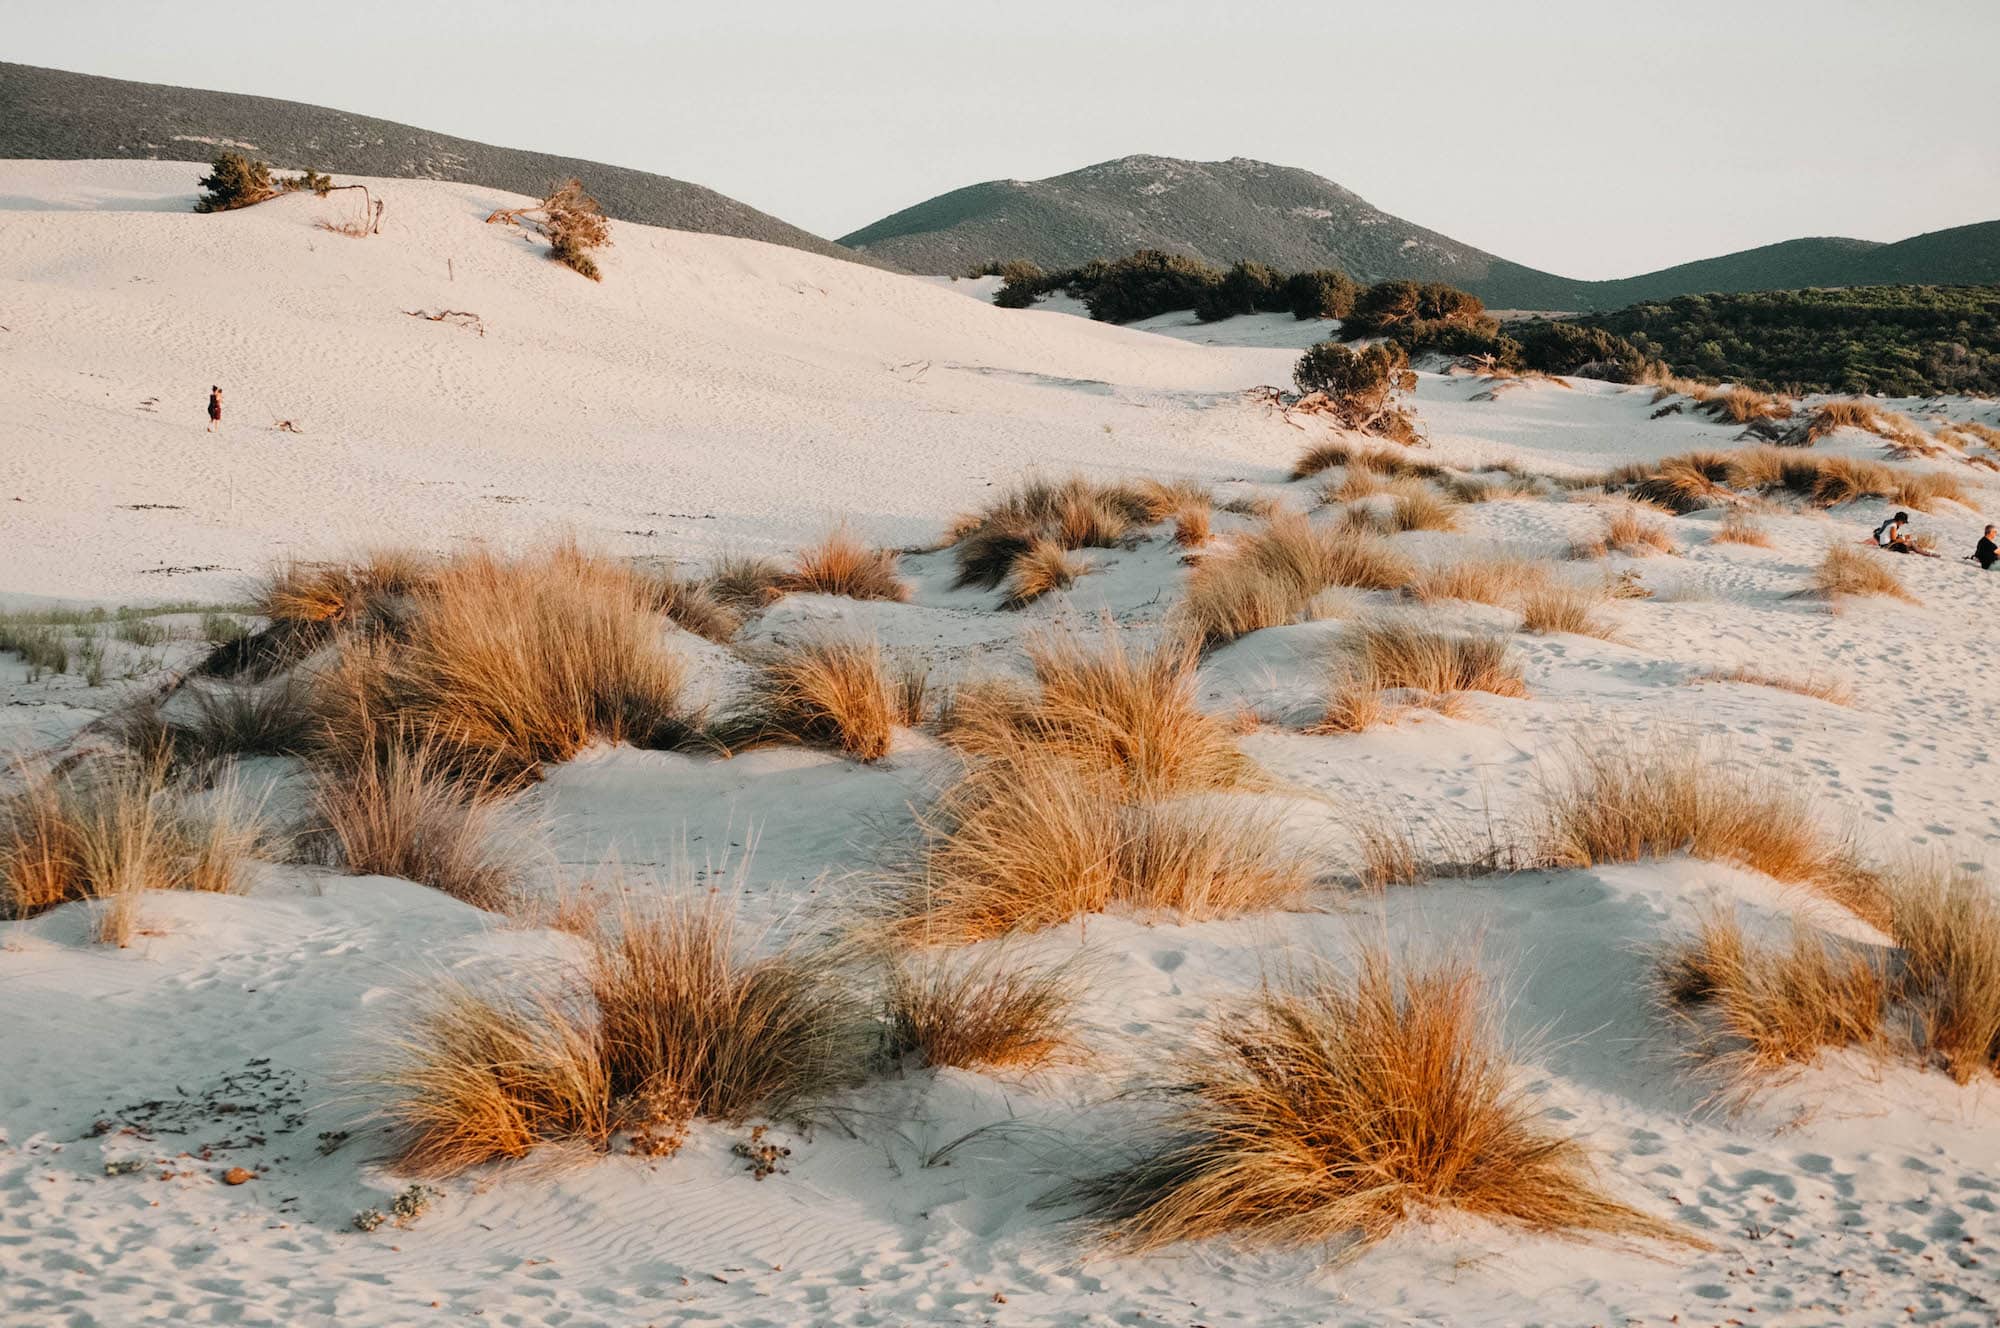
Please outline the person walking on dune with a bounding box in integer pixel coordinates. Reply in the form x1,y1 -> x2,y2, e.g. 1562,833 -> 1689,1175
207,385 -> 223,433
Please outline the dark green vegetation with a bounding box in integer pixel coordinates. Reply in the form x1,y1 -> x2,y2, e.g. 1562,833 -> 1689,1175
1575,286 -> 2000,396
848,155 -> 2000,310
1,60 -> 884,268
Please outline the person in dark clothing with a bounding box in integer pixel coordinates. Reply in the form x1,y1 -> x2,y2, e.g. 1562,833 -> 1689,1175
1977,524 -> 1998,570
207,385 -> 223,433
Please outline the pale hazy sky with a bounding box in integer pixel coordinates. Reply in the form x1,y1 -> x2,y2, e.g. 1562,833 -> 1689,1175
10,0 -> 1999,278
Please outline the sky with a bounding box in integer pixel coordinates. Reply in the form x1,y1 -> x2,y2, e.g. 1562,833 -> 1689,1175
8,0 -> 1999,279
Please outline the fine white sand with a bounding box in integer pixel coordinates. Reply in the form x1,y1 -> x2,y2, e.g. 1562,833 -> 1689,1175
4,160 -> 1999,1328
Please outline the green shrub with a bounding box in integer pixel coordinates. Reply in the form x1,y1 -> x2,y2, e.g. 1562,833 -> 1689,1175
1343,280 -> 1490,339
1080,250 -> 1225,323
1283,269 -> 1360,321
195,153 -> 274,213
1294,342 -> 1419,440
1508,320 -> 1652,381
993,260 -> 1051,308
1195,261 -> 1287,322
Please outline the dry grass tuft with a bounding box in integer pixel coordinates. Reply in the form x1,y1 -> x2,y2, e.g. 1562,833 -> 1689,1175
1813,544 -> 1915,603
1695,667 -> 1853,706
307,739 -> 538,910
780,526 -> 911,602
376,889 -> 868,1175
1711,509 -> 1772,547
1530,742 -> 1884,925
117,680 -> 315,771
1660,912 -> 1887,1086
722,636 -> 900,762
1389,488 -> 1460,532
1002,538 -> 1087,609
884,950 -> 1080,1070
1519,585 -> 1615,639
309,546 -> 703,789
1291,441 -> 1448,484
1885,865 -> 2000,1083
896,735 -> 1308,942
1698,387 -> 1793,425
947,631 -> 1265,796
949,476 -> 1148,592
1177,513 -> 1411,648
1405,555 -> 1554,607
1571,508 -> 1679,559
1340,619 -> 1528,700
642,570 -> 742,642
1312,620 -> 1525,733
1628,452 -> 1735,513
705,553 -> 789,613
0,755 -> 263,941
1078,948 -> 1685,1252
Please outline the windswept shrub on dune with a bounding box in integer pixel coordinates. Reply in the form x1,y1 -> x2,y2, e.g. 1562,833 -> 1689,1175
1529,741 -> 1883,925
487,178 -> 612,281
1625,452 -> 1735,514
309,545 -> 704,789
1176,512 -> 1410,648
895,732 -> 1309,942
704,553 -> 789,613
0,754 -> 264,943
1292,341 -> 1420,444
1388,486 -> 1459,533
375,890 -> 869,1175
1813,543 -> 1915,603
884,950 -> 1081,1070
1075,947 -> 1684,1252
719,635 -> 900,762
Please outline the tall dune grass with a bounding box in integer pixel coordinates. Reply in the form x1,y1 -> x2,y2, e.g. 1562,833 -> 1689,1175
884,950 -> 1081,1070
895,734 -> 1308,942
1177,513 -> 1410,648
0,755 -> 264,942
1077,948 -> 1685,1252
721,635 -> 900,762
946,631 -> 1265,795
1813,544 -> 1915,603
309,546 -> 703,788
1529,742 -> 1883,925
375,890 -> 869,1175
779,526 -> 911,602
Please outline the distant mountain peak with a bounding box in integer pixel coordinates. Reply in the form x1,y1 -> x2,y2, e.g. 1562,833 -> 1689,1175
840,154 -> 1998,309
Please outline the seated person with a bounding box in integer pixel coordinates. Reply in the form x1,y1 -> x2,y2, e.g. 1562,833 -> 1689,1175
1874,511 -> 1917,553
1978,524 -> 1998,570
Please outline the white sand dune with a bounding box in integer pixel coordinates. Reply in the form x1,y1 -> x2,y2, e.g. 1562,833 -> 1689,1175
4,160 -> 2000,1328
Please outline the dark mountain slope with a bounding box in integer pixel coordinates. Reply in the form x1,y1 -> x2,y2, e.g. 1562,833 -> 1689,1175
0,61 -> 886,267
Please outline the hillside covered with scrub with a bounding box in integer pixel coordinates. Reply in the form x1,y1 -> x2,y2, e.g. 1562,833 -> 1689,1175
3,160 -> 2000,1328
